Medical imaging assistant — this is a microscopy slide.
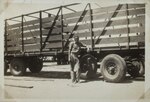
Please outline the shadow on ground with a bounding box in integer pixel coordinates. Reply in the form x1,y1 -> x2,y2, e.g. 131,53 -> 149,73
5,71 -> 144,84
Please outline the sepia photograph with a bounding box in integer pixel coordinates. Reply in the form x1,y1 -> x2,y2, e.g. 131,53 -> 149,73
1,0 -> 150,102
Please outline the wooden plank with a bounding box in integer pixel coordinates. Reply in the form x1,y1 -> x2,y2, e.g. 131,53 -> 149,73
8,9 -> 145,36
7,31 -> 40,38
38,8 -> 145,29
47,34 -> 62,41
93,9 -> 145,21
24,39 -> 40,44
93,35 -> 144,44
7,46 -> 21,51
42,16 -> 60,23
91,26 -> 145,37
7,19 -> 39,29
7,4 -> 144,29
63,24 -> 90,32
24,44 -> 40,51
92,16 -> 144,29
63,33 -> 91,39
24,34 -> 62,44
7,29 -> 49,37
46,25 -> 145,42
63,10 -> 89,19
129,34 -> 145,42
94,42 -> 143,48
94,27 -> 145,36
63,4 -> 145,19
92,4 -> 145,15
63,8 -> 145,24
7,40 -> 21,45
7,16 -> 57,29
21,27 -> 61,33
63,26 -> 145,39
7,28 -> 21,36
23,25 -> 40,31
42,21 -> 62,28
99,46 -> 145,51
45,42 -> 62,49
8,25 -> 40,33
63,16 -> 145,33
80,40 -> 92,45
8,34 -> 62,45
7,23 -> 22,30
43,28 -> 61,34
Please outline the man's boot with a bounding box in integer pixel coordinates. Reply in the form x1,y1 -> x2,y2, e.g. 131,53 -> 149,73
70,71 -> 75,83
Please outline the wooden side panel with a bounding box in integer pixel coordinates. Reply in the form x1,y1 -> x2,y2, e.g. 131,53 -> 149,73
7,29 -> 48,38
7,46 -> 21,51
80,34 -> 144,45
62,16 -> 145,33
63,26 -> 145,39
45,42 -> 62,49
94,26 -> 145,36
5,4 -> 145,53
63,8 -> 145,25
24,44 -> 40,51
63,4 -> 145,19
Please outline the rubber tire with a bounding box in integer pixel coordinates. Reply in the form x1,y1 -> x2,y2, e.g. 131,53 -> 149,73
128,61 -> 144,77
4,62 -> 9,75
101,54 -> 126,83
139,61 -> 145,77
80,54 -> 97,79
28,58 -> 43,73
10,58 -> 26,76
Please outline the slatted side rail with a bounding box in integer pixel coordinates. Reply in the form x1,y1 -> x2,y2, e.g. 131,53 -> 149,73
60,4 -> 145,50
5,4 -> 145,54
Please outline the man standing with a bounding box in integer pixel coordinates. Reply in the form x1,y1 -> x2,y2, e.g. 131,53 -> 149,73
68,36 -> 86,84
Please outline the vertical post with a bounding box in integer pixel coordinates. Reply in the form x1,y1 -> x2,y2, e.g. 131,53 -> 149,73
89,3 -> 94,51
39,11 -> 43,52
126,4 -> 130,49
4,20 -> 7,54
21,15 -> 24,52
61,6 -> 64,52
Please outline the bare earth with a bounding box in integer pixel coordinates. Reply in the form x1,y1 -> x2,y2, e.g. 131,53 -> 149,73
4,62 -> 144,102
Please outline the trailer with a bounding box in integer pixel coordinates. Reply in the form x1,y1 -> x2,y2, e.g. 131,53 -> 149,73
4,3 -> 145,82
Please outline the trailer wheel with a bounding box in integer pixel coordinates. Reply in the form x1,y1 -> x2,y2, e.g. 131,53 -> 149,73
29,58 -> 43,73
139,61 -> 145,77
4,62 -> 9,75
101,54 -> 126,83
128,61 -> 144,77
10,58 -> 26,76
80,54 -> 97,79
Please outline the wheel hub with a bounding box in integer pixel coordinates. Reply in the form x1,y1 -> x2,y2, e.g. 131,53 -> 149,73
107,63 -> 117,75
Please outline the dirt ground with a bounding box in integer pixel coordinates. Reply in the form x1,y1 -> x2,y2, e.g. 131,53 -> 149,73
4,62 -> 145,102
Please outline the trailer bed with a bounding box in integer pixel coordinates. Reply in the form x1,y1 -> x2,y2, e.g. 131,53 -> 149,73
5,4 -> 145,56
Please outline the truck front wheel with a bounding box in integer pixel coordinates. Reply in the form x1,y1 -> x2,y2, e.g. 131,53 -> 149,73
10,58 -> 26,76
127,60 -> 144,77
28,57 -> 43,73
80,54 -> 97,79
101,54 -> 126,83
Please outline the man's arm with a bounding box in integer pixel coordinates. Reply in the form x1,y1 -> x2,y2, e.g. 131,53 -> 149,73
79,42 -> 90,52
68,42 -> 73,61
